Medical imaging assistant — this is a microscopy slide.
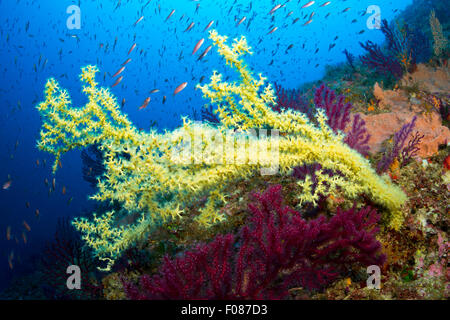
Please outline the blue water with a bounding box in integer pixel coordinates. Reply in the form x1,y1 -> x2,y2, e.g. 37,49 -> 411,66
0,0 -> 415,292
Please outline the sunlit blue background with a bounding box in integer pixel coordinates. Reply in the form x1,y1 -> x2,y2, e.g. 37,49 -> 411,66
0,0 -> 414,291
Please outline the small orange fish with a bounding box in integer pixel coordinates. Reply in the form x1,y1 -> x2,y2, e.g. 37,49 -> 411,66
6,226 -> 11,241
197,45 -> 212,61
2,180 -> 12,190
36,159 -> 40,166
139,97 -> 151,110
122,58 -> 132,66
21,232 -> 27,244
303,19 -> 313,26
269,4 -> 282,15
192,38 -> 205,55
112,66 -> 125,78
62,186 -> 66,195
128,43 -> 136,55
236,16 -> 246,27
302,1 -> 315,8
8,258 -> 13,270
166,9 -> 175,21
184,22 -> 195,32
267,27 -> 278,34
35,209 -> 40,218
8,251 -> 13,260
112,76 -> 123,88
203,20 -> 214,32
134,16 -> 144,26
173,82 -> 188,96
23,220 -> 31,232
52,178 -> 56,190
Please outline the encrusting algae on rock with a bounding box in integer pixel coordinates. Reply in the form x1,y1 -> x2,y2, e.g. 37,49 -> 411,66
36,30 -> 408,271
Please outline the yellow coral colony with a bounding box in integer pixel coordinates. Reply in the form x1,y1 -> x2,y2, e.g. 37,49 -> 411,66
36,31 -> 407,271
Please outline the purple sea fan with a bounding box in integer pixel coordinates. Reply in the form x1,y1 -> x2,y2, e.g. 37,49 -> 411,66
377,116 -> 423,173
380,19 -> 406,59
314,83 -> 352,133
192,104 -> 221,124
123,234 -> 236,299
240,186 -> 385,293
380,19 -> 428,67
201,104 -> 220,124
123,185 -> 386,300
313,84 -> 371,155
360,40 -> 404,80
343,49 -> 356,71
400,131 -> 424,167
344,114 -> 371,157
272,82 -> 313,119
41,218 -> 102,299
